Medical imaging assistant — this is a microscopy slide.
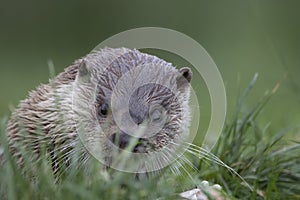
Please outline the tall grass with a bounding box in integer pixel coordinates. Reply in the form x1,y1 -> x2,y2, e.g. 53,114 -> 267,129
0,76 -> 299,200
195,75 -> 300,199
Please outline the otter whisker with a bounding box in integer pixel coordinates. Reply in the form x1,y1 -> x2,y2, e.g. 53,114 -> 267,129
173,157 -> 195,182
180,142 -> 253,191
169,162 -> 181,176
165,147 -> 198,177
170,141 -> 230,168
186,147 -> 229,168
184,142 -> 235,169
178,154 -> 199,173
151,148 -> 174,171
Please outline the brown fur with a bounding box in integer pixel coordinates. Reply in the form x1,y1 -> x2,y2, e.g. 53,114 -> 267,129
5,47 -> 192,172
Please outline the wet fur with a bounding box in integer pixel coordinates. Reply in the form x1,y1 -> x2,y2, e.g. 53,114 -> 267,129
6,47 -> 192,173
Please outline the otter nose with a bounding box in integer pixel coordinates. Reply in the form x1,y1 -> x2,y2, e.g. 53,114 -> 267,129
110,132 -> 142,152
112,131 -> 130,149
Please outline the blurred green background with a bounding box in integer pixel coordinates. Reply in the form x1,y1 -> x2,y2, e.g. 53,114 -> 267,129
0,0 -> 299,136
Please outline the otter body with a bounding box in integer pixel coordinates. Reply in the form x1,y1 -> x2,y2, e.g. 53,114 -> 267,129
6,47 -> 192,172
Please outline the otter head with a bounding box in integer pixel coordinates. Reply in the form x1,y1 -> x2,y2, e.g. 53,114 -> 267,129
73,48 -> 192,172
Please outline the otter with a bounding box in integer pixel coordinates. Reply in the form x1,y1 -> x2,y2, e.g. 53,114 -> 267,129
5,47 -> 193,174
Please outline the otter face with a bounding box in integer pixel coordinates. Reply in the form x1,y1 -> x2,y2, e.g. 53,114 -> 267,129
99,82 -> 190,154
73,48 -> 192,171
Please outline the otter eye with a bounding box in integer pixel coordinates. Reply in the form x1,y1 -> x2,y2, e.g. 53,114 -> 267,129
149,104 -> 166,124
99,103 -> 109,116
150,109 -> 162,122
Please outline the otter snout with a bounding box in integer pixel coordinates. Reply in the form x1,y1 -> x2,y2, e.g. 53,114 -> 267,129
110,132 -> 145,153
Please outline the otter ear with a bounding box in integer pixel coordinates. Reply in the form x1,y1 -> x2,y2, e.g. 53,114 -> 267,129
176,67 -> 192,92
77,59 -> 91,82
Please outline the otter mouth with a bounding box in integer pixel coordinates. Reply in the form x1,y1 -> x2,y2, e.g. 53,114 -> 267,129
109,132 -> 149,153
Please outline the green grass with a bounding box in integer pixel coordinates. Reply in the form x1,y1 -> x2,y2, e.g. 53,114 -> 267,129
0,76 -> 299,200
194,75 -> 300,199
